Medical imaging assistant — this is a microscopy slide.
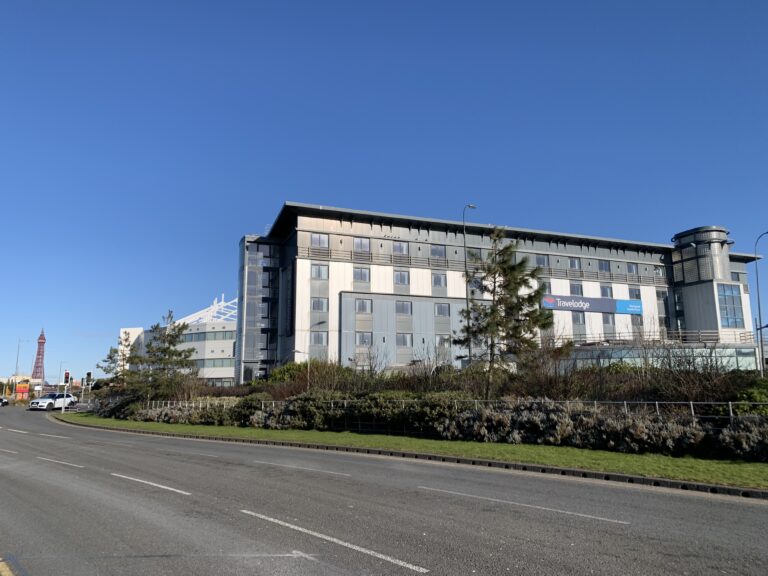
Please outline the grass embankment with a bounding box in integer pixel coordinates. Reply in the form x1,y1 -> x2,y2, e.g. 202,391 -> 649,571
56,413 -> 768,490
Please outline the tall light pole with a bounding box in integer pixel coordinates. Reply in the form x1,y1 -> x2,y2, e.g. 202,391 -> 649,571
755,231 -> 768,377
463,203 -> 477,366
13,338 -> 28,396
292,349 -> 310,391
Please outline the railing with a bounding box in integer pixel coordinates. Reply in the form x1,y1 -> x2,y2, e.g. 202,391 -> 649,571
299,247 -> 668,286
145,398 -> 240,410
541,329 -> 755,346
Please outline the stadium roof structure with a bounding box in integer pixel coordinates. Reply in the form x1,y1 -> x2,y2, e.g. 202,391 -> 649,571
176,294 -> 237,325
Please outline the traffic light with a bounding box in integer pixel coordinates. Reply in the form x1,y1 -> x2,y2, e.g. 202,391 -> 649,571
86,371 -> 92,384
64,371 -> 70,384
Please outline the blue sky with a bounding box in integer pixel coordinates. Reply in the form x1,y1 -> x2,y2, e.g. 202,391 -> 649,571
1,1 -> 766,381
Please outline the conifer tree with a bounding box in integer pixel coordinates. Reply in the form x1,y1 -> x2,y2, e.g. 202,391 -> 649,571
454,228 -> 553,398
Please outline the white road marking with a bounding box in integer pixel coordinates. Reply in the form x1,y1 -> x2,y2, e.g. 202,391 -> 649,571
418,486 -> 630,525
7,429 -> 28,434
39,433 -> 70,439
36,457 -> 85,468
252,459 -> 351,477
162,449 -> 220,459
111,473 -> 191,495
240,510 -> 429,573
0,448 -> 18,454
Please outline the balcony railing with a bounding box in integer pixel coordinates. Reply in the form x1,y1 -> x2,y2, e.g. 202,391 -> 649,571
298,247 -> 668,286
540,328 -> 755,347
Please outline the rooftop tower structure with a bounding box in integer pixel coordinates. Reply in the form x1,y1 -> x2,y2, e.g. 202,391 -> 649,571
31,329 -> 46,383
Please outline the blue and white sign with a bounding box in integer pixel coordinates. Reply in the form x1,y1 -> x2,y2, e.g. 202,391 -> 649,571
541,295 -> 643,315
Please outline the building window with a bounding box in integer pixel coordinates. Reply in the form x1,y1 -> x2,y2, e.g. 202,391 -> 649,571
355,299 -> 372,314
436,334 -> 451,348
393,241 -> 409,255
718,284 -> 745,329
396,333 -> 413,347
654,266 -> 665,277
310,331 -> 328,346
432,272 -> 447,288
569,282 -> 583,296
435,303 -> 450,317
355,332 -> 373,347
466,248 -> 481,262
353,267 -> 370,282
572,311 -> 585,326
631,315 -> 644,327
535,254 -> 549,267
353,237 -> 370,253
396,300 -> 412,315
600,284 -> 613,298
569,257 -> 581,270
598,260 -> 611,273
394,270 -> 410,285
602,313 -> 615,326
311,264 -> 328,280
311,233 -> 329,248
629,286 -> 641,300
311,297 -> 328,312
540,279 -> 551,294
431,245 -> 446,259
731,272 -> 740,282
627,262 -> 639,275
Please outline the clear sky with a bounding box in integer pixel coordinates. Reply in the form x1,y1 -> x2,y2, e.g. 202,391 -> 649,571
1,1 -> 766,381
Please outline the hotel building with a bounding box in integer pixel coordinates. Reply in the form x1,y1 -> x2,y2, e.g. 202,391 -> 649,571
235,203 -> 758,382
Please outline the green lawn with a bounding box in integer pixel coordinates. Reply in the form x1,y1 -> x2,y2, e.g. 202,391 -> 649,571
56,413 -> 768,490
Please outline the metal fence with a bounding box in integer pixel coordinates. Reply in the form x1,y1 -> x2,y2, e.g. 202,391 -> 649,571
145,398 -> 768,422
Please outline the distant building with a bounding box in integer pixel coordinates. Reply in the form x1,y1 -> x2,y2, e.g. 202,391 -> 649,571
235,202 -> 759,382
120,295 -> 237,387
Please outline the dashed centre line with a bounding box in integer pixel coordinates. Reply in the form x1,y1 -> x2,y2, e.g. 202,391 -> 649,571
0,448 -> 18,454
6,429 -> 28,434
418,486 -> 630,525
252,459 -> 351,477
111,473 -> 191,495
39,433 -> 70,439
36,457 -> 85,469
240,510 -> 429,573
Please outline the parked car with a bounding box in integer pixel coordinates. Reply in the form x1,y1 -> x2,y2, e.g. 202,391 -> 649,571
28,393 -> 78,411
0,397 -> 8,407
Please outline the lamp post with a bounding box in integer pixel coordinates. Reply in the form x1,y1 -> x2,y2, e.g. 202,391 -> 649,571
13,338 -> 28,397
292,348 -> 310,390
755,231 -> 768,377
463,203 -> 477,366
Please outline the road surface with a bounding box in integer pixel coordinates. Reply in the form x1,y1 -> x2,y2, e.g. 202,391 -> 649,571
1,407 -> 766,575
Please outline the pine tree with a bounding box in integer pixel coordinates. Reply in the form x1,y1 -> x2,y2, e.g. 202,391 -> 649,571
454,228 -> 553,398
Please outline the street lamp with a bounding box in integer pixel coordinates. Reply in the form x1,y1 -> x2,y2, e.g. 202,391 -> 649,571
463,203 -> 477,366
292,348 -> 310,391
13,338 -> 28,397
755,231 -> 768,377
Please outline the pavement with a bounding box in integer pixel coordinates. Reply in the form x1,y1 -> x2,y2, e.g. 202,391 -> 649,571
1,406 -> 766,575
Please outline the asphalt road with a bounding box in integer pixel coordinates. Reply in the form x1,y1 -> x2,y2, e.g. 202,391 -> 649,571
0,407 -> 766,576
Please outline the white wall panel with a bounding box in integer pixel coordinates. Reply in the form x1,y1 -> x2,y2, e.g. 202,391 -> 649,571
327,261 -> 354,361
294,259 -> 311,362
410,268 -> 431,296
371,264 -> 394,293
447,271 -> 466,299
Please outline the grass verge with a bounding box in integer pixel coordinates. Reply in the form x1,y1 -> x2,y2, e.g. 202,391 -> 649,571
56,413 -> 768,490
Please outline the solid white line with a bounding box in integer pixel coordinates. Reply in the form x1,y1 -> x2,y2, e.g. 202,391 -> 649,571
418,486 -> 630,525
252,459 -> 351,477
240,510 -> 429,573
7,429 -> 28,434
0,448 -> 18,454
111,473 -> 191,496
36,457 -> 85,469
39,433 -> 70,439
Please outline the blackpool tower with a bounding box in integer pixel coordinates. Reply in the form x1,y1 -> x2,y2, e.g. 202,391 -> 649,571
31,329 -> 46,383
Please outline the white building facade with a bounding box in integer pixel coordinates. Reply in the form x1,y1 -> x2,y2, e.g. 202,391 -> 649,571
236,203 -> 758,383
